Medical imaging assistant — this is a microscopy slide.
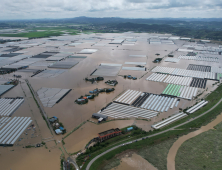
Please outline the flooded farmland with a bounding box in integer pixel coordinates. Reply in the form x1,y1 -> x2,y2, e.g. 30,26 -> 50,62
0,32 -> 221,170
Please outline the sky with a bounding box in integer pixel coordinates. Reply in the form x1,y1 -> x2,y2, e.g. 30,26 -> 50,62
1,0 -> 222,20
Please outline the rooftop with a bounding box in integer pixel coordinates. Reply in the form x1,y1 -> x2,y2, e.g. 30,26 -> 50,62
99,128 -> 121,137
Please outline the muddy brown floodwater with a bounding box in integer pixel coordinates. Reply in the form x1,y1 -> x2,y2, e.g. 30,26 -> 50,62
167,113 -> 222,170
0,33 -> 221,170
0,146 -> 61,170
64,120 -> 134,153
112,153 -> 157,170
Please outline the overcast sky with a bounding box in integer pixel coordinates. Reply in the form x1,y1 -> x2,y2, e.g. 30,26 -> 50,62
1,0 -> 222,20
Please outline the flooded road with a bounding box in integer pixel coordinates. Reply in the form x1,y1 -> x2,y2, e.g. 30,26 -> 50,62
111,153 -> 157,170
167,113 -> 222,170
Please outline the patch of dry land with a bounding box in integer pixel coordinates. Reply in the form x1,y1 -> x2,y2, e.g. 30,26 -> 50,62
111,152 -> 157,170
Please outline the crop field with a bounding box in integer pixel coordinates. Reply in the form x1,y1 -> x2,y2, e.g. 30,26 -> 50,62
176,122 -> 222,170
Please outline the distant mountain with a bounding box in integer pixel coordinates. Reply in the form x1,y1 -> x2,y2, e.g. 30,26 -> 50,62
2,17 -> 222,23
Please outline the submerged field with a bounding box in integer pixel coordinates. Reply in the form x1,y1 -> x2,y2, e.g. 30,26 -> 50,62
0,31 -> 222,170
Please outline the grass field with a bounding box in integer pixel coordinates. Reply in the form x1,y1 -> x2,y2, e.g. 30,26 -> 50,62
89,129 -> 192,170
0,26 -> 80,38
176,122 -> 222,170
0,31 -> 62,38
96,138 -> 176,170
138,138 -> 176,170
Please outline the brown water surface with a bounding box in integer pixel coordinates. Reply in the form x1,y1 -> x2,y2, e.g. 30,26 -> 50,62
0,146 -> 61,170
0,33 -> 221,170
64,120 -> 134,153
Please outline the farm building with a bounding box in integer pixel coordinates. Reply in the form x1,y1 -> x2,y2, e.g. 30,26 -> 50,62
92,113 -> 108,121
98,128 -> 121,142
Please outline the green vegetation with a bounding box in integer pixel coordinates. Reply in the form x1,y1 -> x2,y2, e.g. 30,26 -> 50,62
178,100 -> 222,129
0,31 -> 62,38
62,140 -> 65,145
176,122 -> 222,170
153,58 -> 163,63
60,156 -> 65,170
101,159 -> 121,170
1,18 -> 222,40
70,150 -> 81,156
86,142 -> 110,154
111,22 -> 222,40
83,125 -> 146,155
0,26 -> 80,38
138,138 -> 176,170
89,129 -> 193,170
139,71 -> 149,79
62,121 -> 87,155
59,147 -> 65,156
25,145 -> 35,148
86,84 -> 222,169
76,125 -> 146,166
26,81 -> 52,134
100,138 -> 176,170
63,121 -> 86,140
70,163 -> 76,170
214,121 -> 222,131
59,122 -> 64,128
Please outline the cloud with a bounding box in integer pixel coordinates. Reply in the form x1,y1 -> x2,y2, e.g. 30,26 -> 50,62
0,0 -> 221,19
126,0 -> 156,3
